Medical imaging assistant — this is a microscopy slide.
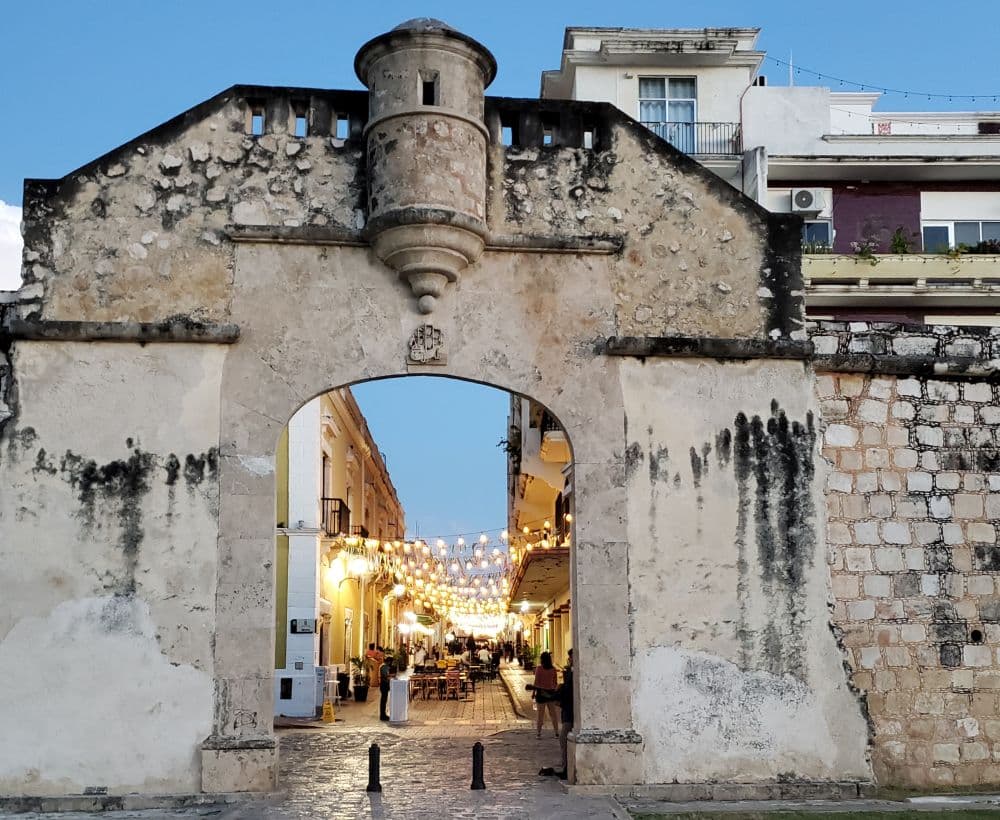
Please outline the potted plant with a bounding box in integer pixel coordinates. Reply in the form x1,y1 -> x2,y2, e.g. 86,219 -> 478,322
520,643 -> 539,671
350,656 -> 369,702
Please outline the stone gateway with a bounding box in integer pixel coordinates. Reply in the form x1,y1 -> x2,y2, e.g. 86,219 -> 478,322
2,18 -> 1000,805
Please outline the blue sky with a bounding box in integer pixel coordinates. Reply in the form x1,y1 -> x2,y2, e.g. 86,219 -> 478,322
2,0 -> 999,208
1,0 -> 998,533
351,378 -> 510,540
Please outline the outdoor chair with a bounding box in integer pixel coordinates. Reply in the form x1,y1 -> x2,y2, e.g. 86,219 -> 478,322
445,668 -> 462,699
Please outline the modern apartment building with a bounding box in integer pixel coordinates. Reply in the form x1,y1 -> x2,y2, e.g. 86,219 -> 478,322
542,27 -> 1000,324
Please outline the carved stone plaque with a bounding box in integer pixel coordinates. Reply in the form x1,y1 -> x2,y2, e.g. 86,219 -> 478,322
408,324 -> 447,365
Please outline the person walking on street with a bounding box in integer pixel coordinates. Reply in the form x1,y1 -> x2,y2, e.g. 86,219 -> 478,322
531,651 -> 559,739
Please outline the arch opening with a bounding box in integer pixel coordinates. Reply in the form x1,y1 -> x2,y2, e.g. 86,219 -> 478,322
266,373 -> 576,781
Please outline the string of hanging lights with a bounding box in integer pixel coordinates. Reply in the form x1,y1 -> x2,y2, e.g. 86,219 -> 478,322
762,55 -> 1000,104
325,515 -> 573,620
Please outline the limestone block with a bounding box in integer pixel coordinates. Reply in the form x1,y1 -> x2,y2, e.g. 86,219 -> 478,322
876,546 -> 907,572
825,424 -> 859,447
869,379 -> 894,400
571,738 -> 643,786
933,743 -> 961,764
955,494 -> 985,519
863,575 -> 891,598
964,646 -> 993,668
200,746 -> 277,793
858,400 -> 888,424
849,600 -> 877,621
927,381 -> 960,402
891,401 -> 916,420
845,547 -> 874,571
955,405 -> 976,424
937,473 -> 961,490
969,523 -> 997,544
930,496 -> 953,519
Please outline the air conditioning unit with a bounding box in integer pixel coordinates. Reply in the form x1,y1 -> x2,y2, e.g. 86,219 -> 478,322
791,188 -> 825,214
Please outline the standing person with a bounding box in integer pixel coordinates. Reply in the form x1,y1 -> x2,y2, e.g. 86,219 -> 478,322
531,651 -> 559,739
378,658 -> 392,721
555,648 -> 574,778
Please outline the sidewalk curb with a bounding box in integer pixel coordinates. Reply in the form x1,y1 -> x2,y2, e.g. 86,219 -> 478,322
499,667 -> 531,719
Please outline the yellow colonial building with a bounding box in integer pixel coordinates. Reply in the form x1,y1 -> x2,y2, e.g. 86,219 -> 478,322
274,387 -> 405,715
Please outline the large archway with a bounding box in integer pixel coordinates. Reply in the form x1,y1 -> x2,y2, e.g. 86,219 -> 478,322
205,283 -> 631,789
267,374 -> 575,776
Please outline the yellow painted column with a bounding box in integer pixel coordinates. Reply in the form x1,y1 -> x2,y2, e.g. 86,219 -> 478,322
551,612 -> 562,666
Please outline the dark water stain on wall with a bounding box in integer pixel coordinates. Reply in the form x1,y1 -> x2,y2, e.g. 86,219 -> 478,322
182,448 -> 219,488
165,454 -> 181,520
649,445 -> 670,484
689,447 -> 703,487
30,439 -> 219,595
732,402 -> 817,680
624,441 -> 644,480
60,441 -> 156,594
715,428 -> 732,469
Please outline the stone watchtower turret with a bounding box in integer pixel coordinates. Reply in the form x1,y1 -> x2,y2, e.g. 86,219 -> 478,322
355,19 -> 496,314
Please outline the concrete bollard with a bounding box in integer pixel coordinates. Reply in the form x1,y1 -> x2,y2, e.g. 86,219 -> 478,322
366,743 -> 382,793
471,741 -> 485,790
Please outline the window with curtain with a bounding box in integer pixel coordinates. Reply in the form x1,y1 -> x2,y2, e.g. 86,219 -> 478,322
639,77 -> 697,152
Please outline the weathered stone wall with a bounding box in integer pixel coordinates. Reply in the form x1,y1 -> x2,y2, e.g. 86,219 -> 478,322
487,101 -> 803,342
817,322 -> 1000,788
0,69 -> 833,799
17,88 -> 367,325
0,342 -> 224,795
622,357 -> 870,784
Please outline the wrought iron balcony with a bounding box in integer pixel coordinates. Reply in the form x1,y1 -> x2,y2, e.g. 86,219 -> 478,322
321,497 -> 350,537
641,121 -> 742,156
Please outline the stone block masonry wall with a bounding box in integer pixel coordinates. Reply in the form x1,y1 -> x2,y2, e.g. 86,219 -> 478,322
815,322 -> 1000,789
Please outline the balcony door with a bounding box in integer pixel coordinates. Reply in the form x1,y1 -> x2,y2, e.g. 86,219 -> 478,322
639,77 -> 697,153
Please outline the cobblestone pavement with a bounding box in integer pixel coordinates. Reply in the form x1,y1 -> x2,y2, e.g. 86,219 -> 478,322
5,673 -> 625,819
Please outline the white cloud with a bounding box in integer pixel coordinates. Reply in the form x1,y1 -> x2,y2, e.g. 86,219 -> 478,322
0,201 -> 24,292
